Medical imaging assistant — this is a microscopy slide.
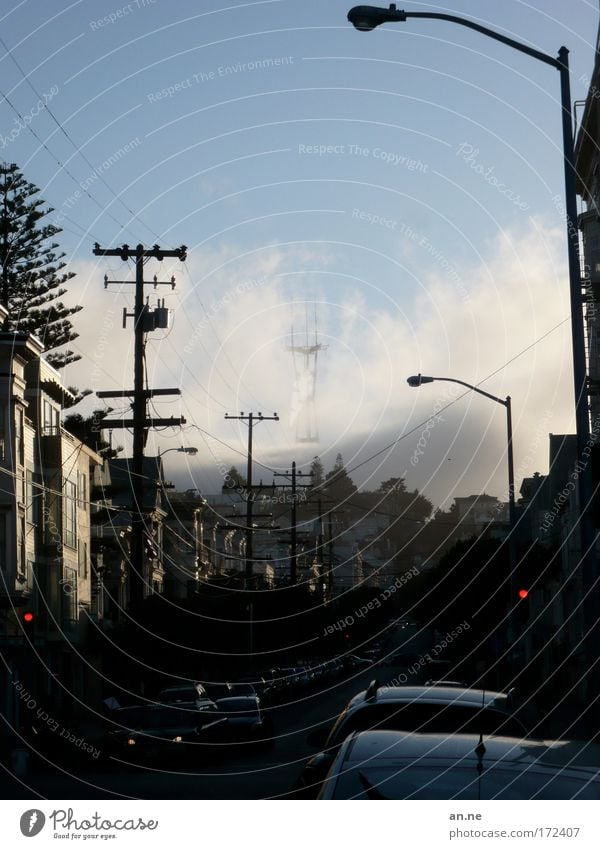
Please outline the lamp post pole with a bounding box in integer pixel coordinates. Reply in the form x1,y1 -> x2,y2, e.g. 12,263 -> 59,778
407,374 -> 515,533
353,5 -> 598,684
408,374 -> 517,654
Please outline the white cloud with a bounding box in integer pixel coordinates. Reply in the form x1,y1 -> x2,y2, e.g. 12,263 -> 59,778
60,217 -> 575,507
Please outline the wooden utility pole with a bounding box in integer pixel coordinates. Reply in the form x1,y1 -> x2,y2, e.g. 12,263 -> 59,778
93,242 -> 187,608
273,462 -> 313,583
224,412 -> 279,584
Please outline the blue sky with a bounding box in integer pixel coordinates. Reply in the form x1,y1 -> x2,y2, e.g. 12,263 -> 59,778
2,0 -> 599,507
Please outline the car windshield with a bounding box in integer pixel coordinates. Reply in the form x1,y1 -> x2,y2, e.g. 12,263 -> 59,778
331,765 -> 600,800
328,704 -> 526,746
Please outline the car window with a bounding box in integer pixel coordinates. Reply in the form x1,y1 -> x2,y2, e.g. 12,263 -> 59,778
331,765 -> 600,800
328,703 -> 525,745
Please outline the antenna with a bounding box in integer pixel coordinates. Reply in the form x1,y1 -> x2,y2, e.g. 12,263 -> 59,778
286,304 -> 327,443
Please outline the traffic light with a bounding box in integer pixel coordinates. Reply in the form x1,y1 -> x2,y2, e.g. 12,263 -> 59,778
518,589 -> 529,600
20,610 -> 35,638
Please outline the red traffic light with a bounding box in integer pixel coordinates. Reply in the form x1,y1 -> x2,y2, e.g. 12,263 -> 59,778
518,589 -> 529,600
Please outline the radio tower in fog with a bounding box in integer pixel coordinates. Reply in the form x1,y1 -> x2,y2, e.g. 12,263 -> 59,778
287,306 -> 327,443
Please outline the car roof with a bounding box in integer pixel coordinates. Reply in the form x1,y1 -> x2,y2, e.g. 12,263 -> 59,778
349,684 -> 510,710
214,695 -> 259,708
342,731 -> 600,770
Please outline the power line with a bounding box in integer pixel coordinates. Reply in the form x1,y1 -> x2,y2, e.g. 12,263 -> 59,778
0,35 -> 165,246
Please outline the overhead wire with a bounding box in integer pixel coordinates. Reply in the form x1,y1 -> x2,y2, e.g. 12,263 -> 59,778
0,85 -> 139,242
0,34 -> 167,246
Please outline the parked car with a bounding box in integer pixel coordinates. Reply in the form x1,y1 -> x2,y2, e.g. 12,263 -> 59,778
278,667 -> 302,689
107,701 -> 227,764
347,655 -> 373,668
318,731 -> 600,799
228,682 -> 257,698
298,682 -> 528,795
213,696 -> 274,747
381,650 -> 420,667
235,675 -> 271,702
201,681 -> 235,701
157,683 -> 208,705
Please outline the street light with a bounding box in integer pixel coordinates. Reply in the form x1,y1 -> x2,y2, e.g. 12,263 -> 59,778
158,446 -> 198,457
408,373 -> 518,647
407,374 -> 515,535
351,6 -> 598,680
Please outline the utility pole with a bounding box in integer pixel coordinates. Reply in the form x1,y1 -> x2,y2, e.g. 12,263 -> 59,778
93,242 -> 187,609
303,493 -> 339,600
273,461 -> 313,583
224,412 -> 279,584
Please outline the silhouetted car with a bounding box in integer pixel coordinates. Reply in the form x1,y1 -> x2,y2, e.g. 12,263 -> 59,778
228,682 -> 257,698
347,655 -> 372,668
157,683 -> 208,705
298,682 -> 528,795
213,696 -> 274,747
318,731 -> 600,799
107,701 -> 227,764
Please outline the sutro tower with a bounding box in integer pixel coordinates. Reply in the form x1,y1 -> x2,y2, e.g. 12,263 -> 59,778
287,306 -> 327,443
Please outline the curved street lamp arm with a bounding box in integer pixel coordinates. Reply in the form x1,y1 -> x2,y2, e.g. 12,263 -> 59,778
430,376 -> 508,407
402,11 -> 561,69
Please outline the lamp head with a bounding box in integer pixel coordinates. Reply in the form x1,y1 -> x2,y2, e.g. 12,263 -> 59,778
407,374 -> 435,387
348,4 -> 406,31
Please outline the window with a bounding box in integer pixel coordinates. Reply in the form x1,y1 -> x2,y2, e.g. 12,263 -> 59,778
43,487 -> 60,547
0,512 -> 6,571
17,515 -> 26,579
0,405 -> 5,462
17,408 -> 25,466
64,480 -> 77,548
26,470 -> 37,524
77,471 -> 87,509
78,540 -> 88,579
61,567 -> 78,625
42,399 -> 59,436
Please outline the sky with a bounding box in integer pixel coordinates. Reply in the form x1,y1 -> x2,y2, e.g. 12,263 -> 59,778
2,0 -> 599,509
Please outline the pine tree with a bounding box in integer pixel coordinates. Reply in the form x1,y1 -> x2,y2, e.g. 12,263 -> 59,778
0,162 -> 82,369
63,409 -> 123,458
309,455 -> 324,487
325,453 -> 357,504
